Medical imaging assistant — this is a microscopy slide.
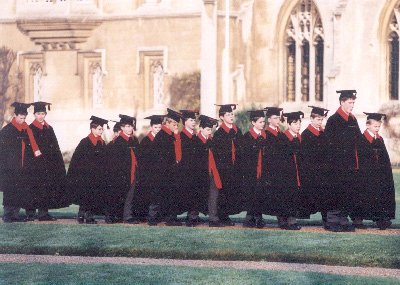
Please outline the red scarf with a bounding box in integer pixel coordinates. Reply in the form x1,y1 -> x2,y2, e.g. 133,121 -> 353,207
220,122 -> 238,164
284,130 -> 301,187
147,131 -> 155,142
182,127 -> 196,139
337,107 -> 355,122
120,132 -> 138,185
32,119 -> 50,130
88,133 -> 104,146
197,133 -> 223,190
363,130 -> 381,144
306,124 -> 322,137
249,128 -> 266,179
11,118 -> 40,167
266,126 -> 279,137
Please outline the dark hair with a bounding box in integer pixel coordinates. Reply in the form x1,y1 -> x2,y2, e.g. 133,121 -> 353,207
90,122 -> 101,129
366,119 -> 381,125
14,111 -> 28,116
251,116 -> 263,123
310,112 -> 324,119
287,118 -> 301,125
339,96 -> 356,103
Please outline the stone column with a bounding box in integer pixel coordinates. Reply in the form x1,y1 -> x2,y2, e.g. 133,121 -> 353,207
201,0 -> 217,117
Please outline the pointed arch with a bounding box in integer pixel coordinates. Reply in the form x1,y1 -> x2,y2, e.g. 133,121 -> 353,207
276,0 -> 325,104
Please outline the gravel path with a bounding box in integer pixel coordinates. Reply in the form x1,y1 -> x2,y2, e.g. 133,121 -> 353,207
13,219 -> 400,236
0,254 -> 399,279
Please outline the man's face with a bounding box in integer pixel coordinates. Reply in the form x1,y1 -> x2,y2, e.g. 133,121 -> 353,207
166,120 -> 179,133
341,98 -> 356,114
221,112 -> 234,124
34,112 -> 46,123
310,116 -> 324,129
201,127 -> 212,138
252,117 -> 266,131
289,120 -> 301,134
92,125 -> 104,137
14,114 -> 27,125
121,124 -> 134,136
185,118 -> 196,131
366,120 -> 381,135
151,124 -> 162,135
268,115 -> 280,128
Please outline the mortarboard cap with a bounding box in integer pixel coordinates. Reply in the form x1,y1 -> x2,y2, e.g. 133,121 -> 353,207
248,110 -> 266,120
308,105 -> 329,117
119,114 -> 136,129
199,115 -> 219,128
180,110 -> 199,120
32,101 -> 51,113
166,108 -> 182,123
264,107 -> 283,117
90,115 -> 109,129
11,102 -> 32,115
363,112 -> 387,121
215,104 -> 238,116
144,115 -> 165,126
283,111 -> 305,121
336,90 -> 357,101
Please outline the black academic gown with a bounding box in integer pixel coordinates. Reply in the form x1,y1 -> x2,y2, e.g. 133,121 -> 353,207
0,122 -> 36,208
353,131 -> 396,221
265,130 -> 302,217
196,134 -> 218,214
212,123 -> 243,216
178,129 -> 208,214
300,125 -> 330,214
29,120 -> 69,209
135,133 -> 157,218
324,109 -> 362,213
107,133 -> 139,218
241,129 -> 267,214
152,126 -> 180,216
66,135 -> 108,213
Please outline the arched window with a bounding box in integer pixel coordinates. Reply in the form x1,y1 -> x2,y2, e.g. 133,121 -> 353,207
285,0 -> 324,103
31,63 -> 43,102
389,8 -> 400,100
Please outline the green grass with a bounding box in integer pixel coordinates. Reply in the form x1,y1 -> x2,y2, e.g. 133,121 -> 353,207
0,223 -> 399,268
0,263 -> 399,285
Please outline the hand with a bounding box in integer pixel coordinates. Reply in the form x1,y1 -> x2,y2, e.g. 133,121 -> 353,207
35,150 -> 42,157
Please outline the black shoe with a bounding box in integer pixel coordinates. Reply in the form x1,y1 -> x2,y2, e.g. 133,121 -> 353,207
147,219 -> 159,226
324,224 -> 344,232
124,218 -> 140,224
165,220 -> 182,226
77,216 -> 84,224
255,219 -> 266,229
209,221 -> 224,227
2,217 -> 13,223
376,220 -> 392,230
243,219 -> 256,228
186,219 -> 199,227
222,219 -> 235,226
341,224 -> 355,232
24,216 -> 35,222
105,216 -> 115,224
85,218 -> 97,224
38,215 -> 57,221
353,223 -> 367,229
280,224 -> 301,230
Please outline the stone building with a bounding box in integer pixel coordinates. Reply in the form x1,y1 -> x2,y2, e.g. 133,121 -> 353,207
0,0 -> 399,161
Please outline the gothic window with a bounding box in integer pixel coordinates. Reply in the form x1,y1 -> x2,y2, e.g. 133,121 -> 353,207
91,63 -> 103,108
31,63 -> 43,102
389,9 -> 400,100
152,61 -> 164,108
285,0 -> 324,102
